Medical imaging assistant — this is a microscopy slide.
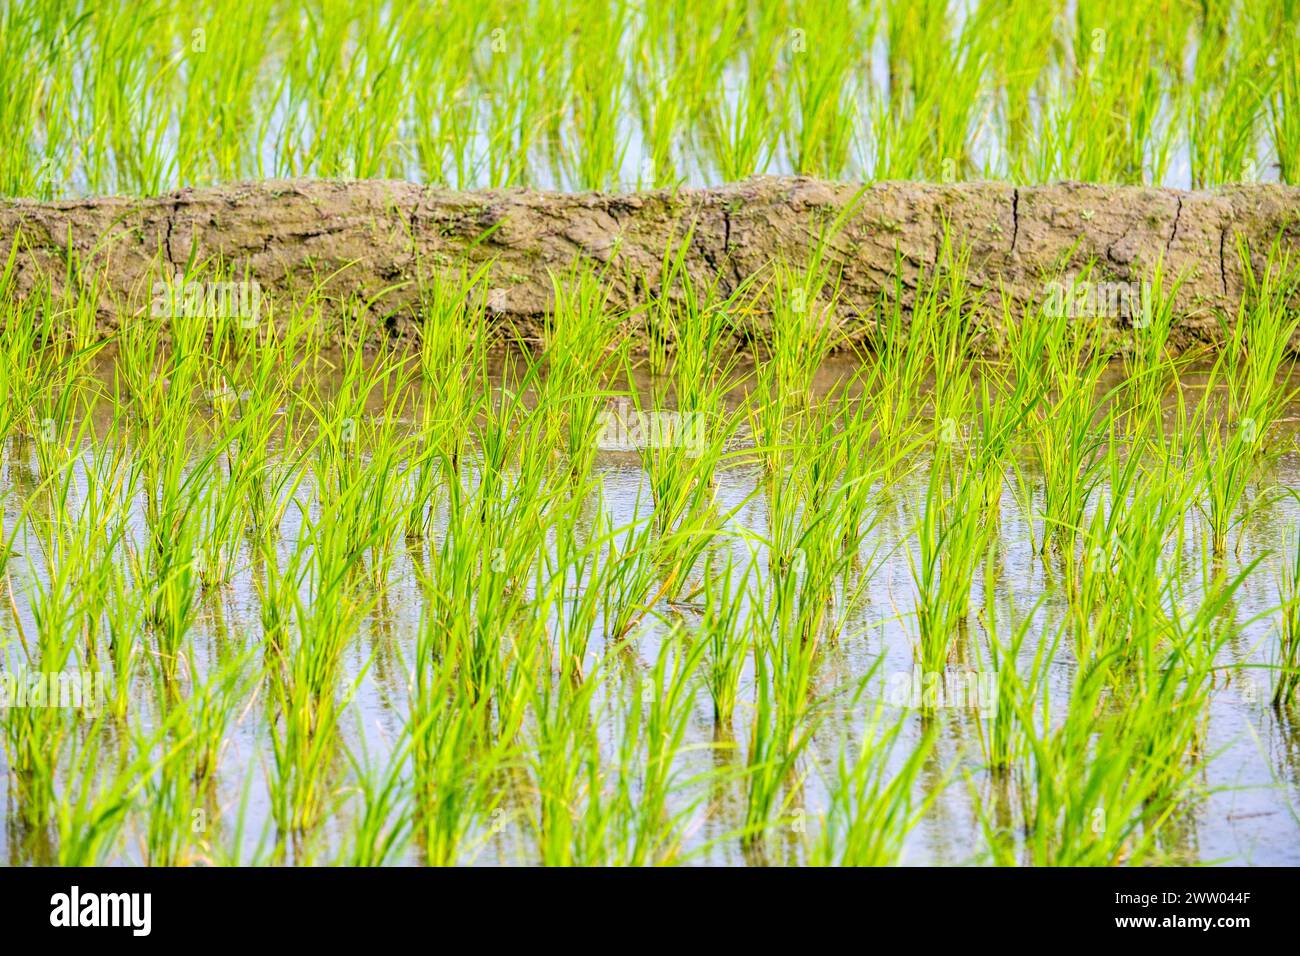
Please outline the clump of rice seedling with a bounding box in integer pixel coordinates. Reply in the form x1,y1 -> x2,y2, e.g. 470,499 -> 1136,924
701,551 -> 751,729
1274,521 -> 1300,708
811,700 -> 935,866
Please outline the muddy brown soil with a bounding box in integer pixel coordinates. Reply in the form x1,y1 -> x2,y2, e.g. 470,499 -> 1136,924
2,177 -> 1298,350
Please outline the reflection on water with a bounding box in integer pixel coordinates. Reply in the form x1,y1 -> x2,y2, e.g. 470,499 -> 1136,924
5,1 -> 1288,198
2,353 -> 1299,866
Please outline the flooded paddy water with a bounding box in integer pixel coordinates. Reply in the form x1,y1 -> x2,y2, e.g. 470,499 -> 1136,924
4,0 -> 1295,198
2,329 -> 1299,867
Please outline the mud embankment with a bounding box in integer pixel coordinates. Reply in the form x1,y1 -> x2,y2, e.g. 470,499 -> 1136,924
2,177 -> 1298,350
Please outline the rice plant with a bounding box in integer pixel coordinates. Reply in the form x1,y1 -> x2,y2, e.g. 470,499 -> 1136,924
1,0 -> 1299,871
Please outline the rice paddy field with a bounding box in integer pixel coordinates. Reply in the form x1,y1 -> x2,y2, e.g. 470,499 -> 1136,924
2,0 -> 1298,195
1,0 -> 1299,871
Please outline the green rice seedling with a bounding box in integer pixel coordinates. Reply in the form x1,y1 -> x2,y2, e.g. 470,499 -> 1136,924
1071,436 -> 1147,653
750,475 -> 858,752
1273,519 -> 1300,708
872,0 -> 991,180
604,626 -> 711,865
759,461 -> 851,661
542,494 -> 608,684
788,394 -> 847,524
1217,243 -> 1300,459
7,457 -> 124,823
102,555 -> 144,722
0,272 -> 53,444
36,241 -> 120,357
603,340 -> 731,619
305,315 -> 402,503
700,5 -> 780,183
599,504 -> 671,645
812,700 -> 935,866
641,423 -> 747,612
774,393 -> 898,643
1012,659 -> 1194,865
27,405 -> 146,715
55,718 -> 188,867
23,351 -> 99,488
643,228 -> 707,378
975,585 -> 1059,775
419,448 -> 551,712
763,196 -> 864,404
567,0 -> 629,189
407,265 -> 492,538
407,5 -> 479,188
701,551 -> 751,729
1191,247 -> 1300,557
627,11 -> 690,189
341,729 -> 415,868
202,294 -> 315,546
280,3 -> 413,180
832,362 -> 923,556
541,265 -> 627,482
1036,4 -> 1182,184
628,393 -> 747,607
966,365 -> 1037,536
127,427 -> 232,682
647,235 -> 755,424
142,725 -> 204,867
913,244 -> 1011,551
409,622 -> 506,866
1188,4 -> 1275,188
1075,413 -> 1202,667
859,258 -> 948,475
3,0 -> 1295,194
780,0 -> 868,179
527,644 -> 606,866
1008,560 -> 1256,866
1195,378 -> 1260,561
122,314 -> 217,644
415,264 -> 492,430
741,642 -> 815,853
997,283 -> 1055,410
469,350 -> 547,534
192,442 -> 252,590
173,0 -> 275,185
987,0 -> 1059,183
906,445 -> 987,682
1270,32 -> 1300,184
632,386 -> 720,539
1118,257 -> 1185,434
745,358 -> 793,480
264,500 -> 374,835
1020,286 -> 1115,558
924,240 -> 981,427
358,438 -> 412,591
747,241 -> 857,482
77,2 -> 176,195
0,575 -> 77,827
481,1 -> 573,188
115,299 -> 176,436
601,447 -> 747,649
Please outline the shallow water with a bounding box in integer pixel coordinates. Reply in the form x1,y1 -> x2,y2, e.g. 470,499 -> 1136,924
9,2 -> 1287,198
2,354 -> 1299,865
